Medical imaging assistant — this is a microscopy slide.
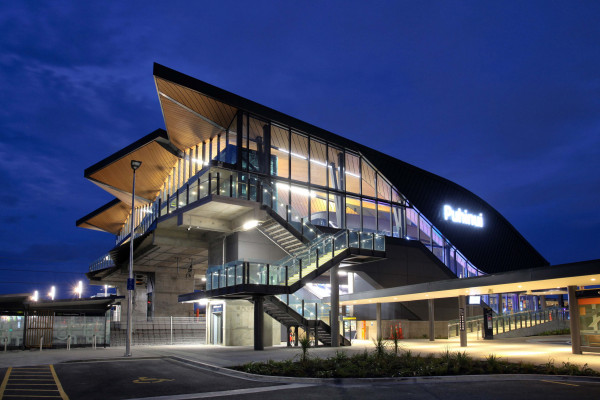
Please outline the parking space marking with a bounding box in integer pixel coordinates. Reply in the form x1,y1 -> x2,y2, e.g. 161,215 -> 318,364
0,367 -> 12,398
539,379 -> 580,387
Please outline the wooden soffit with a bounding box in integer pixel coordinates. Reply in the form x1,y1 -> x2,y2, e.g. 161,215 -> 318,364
155,77 -> 237,150
86,140 -> 179,203
76,199 -> 131,234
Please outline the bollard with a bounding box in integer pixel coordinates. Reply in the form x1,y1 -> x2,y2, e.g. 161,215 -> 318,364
92,334 -> 97,350
170,316 -> 173,345
67,335 -> 71,351
3,337 -> 7,352
39,336 -> 43,352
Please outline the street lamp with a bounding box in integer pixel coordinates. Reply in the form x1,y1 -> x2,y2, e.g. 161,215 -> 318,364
125,159 -> 142,357
74,281 -> 82,298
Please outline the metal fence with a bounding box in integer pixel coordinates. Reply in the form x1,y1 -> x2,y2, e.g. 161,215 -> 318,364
110,316 -> 206,346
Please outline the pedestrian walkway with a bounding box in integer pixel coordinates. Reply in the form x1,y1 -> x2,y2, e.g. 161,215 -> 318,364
0,336 -> 598,372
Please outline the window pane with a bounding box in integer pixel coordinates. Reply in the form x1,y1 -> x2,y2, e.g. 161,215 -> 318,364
328,146 -> 344,190
290,185 -> 309,219
310,190 -> 328,227
226,128 -> 237,164
270,125 -> 289,178
419,217 -> 431,248
310,139 -> 327,187
392,188 -> 402,204
377,174 -> 391,201
328,192 -> 344,229
248,117 -> 268,173
345,152 -> 360,194
391,205 -> 403,238
362,198 -> 377,232
432,229 -> 444,262
290,131 -> 308,182
406,208 -> 419,240
345,196 -> 361,230
362,160 -> 376,197
218,134 -> 227,162
377,202 -> 391,235
211,136 -> 218,161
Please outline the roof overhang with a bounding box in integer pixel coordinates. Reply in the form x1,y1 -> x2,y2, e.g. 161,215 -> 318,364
84,129 -> 180,205
76,198 -> 131,234
154,66 -> 237,151
338,259 -> 600,305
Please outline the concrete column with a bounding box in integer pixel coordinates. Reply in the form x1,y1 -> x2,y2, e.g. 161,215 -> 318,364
330,264 -> 340,347
376,303 -> 382,340
253,296 -> 264,351
428,298 -> 435,341
540,295 -> 547,310
458,295 -> 467,347
567,286 -> 581,354
294,326 -> 299,346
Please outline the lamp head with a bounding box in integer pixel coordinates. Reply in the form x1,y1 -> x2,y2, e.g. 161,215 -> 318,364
131,160 -> 142,170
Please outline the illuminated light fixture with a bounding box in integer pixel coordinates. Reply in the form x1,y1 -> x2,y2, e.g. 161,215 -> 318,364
338,270 -> 347,276
344,171 -> 361,178
48,286 -> 56,301
443,205 -> 483,228
242,220 -> 259,231
75,281 -> 83,298
32,290 -> 39,302
592,278 -> 596,281
201,277 -> 207,282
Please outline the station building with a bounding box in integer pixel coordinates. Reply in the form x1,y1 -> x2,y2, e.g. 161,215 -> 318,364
77,64 -> 599,351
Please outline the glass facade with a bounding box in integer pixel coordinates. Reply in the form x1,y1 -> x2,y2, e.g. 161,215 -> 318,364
111,110 -> 484,279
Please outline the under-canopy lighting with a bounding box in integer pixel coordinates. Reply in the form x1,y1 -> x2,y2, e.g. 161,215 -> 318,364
31,290 -> 39,302
48,286 -> 55,301
443,205 -> 483,228
131,160 -> 142,170
74,281 -> 83,298
242,220 -> 259,231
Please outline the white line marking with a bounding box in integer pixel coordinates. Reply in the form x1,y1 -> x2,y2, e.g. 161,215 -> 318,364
127,383 -> 314,400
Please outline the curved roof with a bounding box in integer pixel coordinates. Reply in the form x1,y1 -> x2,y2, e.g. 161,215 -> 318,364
153,63 -> 549,274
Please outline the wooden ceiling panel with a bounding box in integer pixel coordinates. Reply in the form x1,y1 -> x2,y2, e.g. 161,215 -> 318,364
156,78 -> 237,130
77,201 -> 131,234
160,96 -> 223,150
88,141 -> 178,201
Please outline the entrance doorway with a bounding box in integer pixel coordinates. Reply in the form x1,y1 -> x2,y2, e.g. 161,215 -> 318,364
210,304 -> 223,345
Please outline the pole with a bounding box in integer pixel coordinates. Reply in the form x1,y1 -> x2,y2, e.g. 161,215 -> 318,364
125,160 -> 141,357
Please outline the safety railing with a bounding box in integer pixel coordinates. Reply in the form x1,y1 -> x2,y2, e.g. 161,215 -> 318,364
206,229 -> 384,291
105,163 -> 482,280
448,307 -> 567,339
89,253 -> 116,273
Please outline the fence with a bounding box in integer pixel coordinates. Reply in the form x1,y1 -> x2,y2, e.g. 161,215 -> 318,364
110,316 -> 206,346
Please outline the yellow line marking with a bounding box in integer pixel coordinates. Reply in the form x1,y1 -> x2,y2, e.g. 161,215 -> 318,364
49,365 -> 69,400
0,367 -> 13,398
6,384 -> 56,386
4,388 -> 59,391
0,396 -> 62,398
540,379 -> 580,387
7,379 -> 55,381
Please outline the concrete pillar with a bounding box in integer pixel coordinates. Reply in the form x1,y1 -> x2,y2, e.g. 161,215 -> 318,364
253,296 -> 264,351
567,286 -> 581,354
330,264 -> 340,347
294,326 -> 299,347
428,298 -> 435,341
458,295 -> 467,347
540,295 -> 547,310
376,303 -> 382,340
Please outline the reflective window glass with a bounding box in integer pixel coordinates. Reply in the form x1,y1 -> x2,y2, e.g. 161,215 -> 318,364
406,208 -> 419,240
362,198 -> 377,232
345,152 -> 361,194
248,117 -> 268,173
310,139 -> 327,187
377,202 -> 391,235
270,125 -> 289,178
377,174 -> 391,201
310,190 -> 328,226
290,184 -> 309,220
345,196 -> 361,230
328,192 -> 344,229
291,131 -> 309,182
361,160 -> 376,198
328,146 -> 344,190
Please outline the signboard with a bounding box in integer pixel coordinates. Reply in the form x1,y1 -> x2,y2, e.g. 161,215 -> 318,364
459,308 -> 465,331
468,295 -> 481,305
127,278 -> 135,291
211,304 -> 223,313
443,205 -> 483,228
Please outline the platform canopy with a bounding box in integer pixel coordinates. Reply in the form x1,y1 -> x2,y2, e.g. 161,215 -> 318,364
76,198 -> 131,234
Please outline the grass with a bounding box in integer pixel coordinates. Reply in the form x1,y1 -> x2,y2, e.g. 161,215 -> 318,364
537,328 -> 570,336
233,347 -> 600,378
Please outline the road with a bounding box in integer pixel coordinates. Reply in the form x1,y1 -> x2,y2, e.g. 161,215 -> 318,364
1,358 -> 600,400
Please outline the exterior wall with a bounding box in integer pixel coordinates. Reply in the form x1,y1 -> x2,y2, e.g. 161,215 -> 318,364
206,299 -> 281,347
152,271 -> 194,317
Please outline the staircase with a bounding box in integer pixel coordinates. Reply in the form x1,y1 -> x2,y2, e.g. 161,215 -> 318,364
260,295 -> 350,346
257,218 -> 306,255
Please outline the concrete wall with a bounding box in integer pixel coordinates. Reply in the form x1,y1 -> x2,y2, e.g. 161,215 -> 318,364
205,299 -> 281,347
208,230 -> 287,266
152,271 -> 194,317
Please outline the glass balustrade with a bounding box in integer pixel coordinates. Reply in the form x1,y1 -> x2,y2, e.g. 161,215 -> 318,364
106,164 -> 484,280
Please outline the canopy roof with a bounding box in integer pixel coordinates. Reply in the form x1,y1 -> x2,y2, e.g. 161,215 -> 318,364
76,198 -> 131,234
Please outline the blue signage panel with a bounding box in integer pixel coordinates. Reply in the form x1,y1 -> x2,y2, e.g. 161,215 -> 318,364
211,304 -> 223,313
127,278 -> 135,291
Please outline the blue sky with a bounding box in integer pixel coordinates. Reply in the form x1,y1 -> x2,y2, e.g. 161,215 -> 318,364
0,2 -> 598,298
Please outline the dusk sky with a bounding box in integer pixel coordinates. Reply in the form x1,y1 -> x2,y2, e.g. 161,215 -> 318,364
0,2 -> 598,298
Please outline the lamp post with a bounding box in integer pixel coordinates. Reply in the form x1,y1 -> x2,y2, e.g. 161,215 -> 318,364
125,159 -> 142,357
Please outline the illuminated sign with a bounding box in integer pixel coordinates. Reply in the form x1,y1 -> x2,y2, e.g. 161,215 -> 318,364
443,205 -> 483,228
